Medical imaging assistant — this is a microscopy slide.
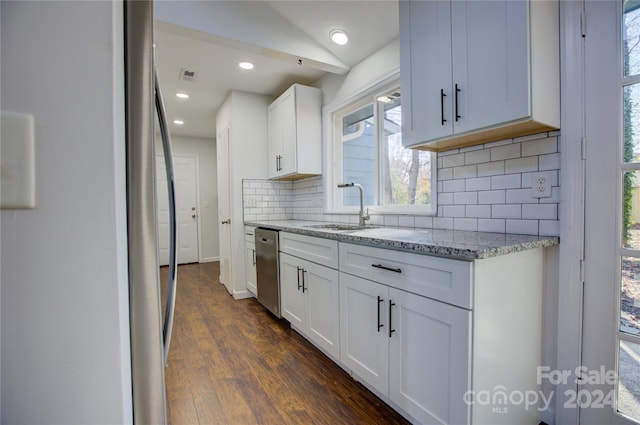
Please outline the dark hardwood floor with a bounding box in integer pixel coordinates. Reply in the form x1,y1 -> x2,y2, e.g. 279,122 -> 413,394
160,262 -> 410,425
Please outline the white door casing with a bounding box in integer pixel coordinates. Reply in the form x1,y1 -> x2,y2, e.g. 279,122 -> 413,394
156,155 -> 199,265
217,126 -> 232,293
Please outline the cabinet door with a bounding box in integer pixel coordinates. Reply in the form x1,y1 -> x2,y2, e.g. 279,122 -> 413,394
245,242 -> 257,296
279,88 -> 297,177
304,260 -> 340,359
400,0 -> 453,147
451,0 -> 529,134
388,288 -> 471,425
279,253 -> 305,328
267,102 -> 282,179
339,273 -> 389,396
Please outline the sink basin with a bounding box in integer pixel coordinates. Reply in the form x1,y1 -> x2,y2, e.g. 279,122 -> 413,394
305,223 -> 378,232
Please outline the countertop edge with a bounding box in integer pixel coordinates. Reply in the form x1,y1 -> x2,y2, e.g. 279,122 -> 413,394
244,220 -> 559,261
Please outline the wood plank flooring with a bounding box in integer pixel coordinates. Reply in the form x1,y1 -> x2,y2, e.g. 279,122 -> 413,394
161,262 -> 410,425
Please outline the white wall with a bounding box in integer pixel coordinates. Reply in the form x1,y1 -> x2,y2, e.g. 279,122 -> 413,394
1,2 -> 132,424
157,135 -> 219,261
314,38 -> 399,106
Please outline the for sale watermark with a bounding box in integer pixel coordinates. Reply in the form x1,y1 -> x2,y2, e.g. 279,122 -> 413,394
463,366 -> 617,414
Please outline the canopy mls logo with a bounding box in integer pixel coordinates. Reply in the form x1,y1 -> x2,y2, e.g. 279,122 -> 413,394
463,366 -> 617,414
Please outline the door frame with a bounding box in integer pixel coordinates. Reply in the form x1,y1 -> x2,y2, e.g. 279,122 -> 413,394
555,1 -> 586,423
157,153 -> 202,264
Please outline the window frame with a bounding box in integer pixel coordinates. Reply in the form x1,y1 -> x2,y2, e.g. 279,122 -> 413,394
323,69 -> 437,216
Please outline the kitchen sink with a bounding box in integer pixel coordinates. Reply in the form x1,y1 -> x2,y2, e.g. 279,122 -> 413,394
304,223 -> 378,232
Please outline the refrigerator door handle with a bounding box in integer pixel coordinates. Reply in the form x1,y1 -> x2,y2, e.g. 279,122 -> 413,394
155,66 -> 178,367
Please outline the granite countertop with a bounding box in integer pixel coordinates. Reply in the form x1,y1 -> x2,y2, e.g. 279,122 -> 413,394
244,219 -> 559,261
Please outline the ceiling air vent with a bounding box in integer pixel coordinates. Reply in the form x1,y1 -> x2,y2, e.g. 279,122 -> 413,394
179,68 -> 197,82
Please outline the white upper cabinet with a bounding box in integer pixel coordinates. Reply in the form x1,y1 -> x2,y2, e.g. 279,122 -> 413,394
268,84 -> 322,180
400,0 -> 559,152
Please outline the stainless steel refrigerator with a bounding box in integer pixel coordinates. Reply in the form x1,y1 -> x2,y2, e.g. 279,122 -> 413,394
125,1 -> 178,423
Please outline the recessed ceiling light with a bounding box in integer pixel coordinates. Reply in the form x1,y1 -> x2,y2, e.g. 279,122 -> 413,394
330,29 -> 349,46
173,120 -> 184,125
238,61 -> 255,70
176,92 -> 190,99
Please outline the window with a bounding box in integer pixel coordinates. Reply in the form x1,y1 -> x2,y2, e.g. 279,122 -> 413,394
325,73 -> 436,215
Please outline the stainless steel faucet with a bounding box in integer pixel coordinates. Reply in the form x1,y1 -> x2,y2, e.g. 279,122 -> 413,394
337,182 -> 370,226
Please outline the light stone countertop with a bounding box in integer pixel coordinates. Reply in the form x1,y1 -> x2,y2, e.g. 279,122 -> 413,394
245,219 -> 559,261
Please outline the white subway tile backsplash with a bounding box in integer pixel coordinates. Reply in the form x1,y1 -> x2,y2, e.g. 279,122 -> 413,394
505,156 -> 538,174
454,192 -> 478,205
242,131 -> 560,237
478,190 -> 506,205
442,152 -> 465,167
398,216 -> 415,228
433,217 -> 454,229
466,177 -> 491,191
506,219 -> 539,235
442,179 -> 466,193
539,220 -> 561,236
478,219 -> 506,233
522,204 -> 558,220
477,161 -> 505,177
454,218 -> 478,231
414,216 -> 433,228
491,174 -> 522,190
443,205 -> 466,217
453,164 -> 477,179
505,188 -> 539,204
438,192 -> 454,205
539,153 -> 561,170
465,148 -> 491,165
466,205 -> 491,218
492,204 -> 522,219
521,137 -> 557,156
490,143 -> 521,161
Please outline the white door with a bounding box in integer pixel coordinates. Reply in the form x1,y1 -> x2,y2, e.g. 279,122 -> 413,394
582,2 -> 639,423
399,0 -> 453,147
339,272 -> 389,397
388,287 -> 470,425
305,260 -> 340,359
156,155 -> 199,265
451,0 -> 529,134
279,253 -> 305,328
280,88 -> 297,177
217,126 -> 232,293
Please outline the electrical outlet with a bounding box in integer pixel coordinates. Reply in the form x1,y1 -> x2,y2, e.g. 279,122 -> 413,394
531,172 -> 552,198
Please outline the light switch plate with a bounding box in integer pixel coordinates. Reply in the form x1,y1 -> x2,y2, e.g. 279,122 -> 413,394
1,111 -> 35,208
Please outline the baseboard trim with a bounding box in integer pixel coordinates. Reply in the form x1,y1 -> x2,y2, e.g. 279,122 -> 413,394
200,256 -> 219,263
233,290 -> 254,300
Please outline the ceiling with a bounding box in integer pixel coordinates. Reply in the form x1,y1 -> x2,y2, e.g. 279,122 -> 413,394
154,0 -> 399,139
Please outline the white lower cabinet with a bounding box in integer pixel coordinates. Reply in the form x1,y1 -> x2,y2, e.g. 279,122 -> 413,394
340,272 -> 471,425
280,252 -> 340,360
244,226 -> 257,296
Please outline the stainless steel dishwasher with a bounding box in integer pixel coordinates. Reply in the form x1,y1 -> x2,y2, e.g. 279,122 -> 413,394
255,228 -> 281,317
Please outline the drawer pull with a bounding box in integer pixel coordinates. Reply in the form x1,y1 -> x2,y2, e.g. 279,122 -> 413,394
377,296 -> 384,332
296,266 -> 303,291
372,263 -> 402,274
389,300 -> 396,338
302,270 -> 308,293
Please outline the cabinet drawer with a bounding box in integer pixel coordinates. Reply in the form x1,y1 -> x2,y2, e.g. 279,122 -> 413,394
339,243 -> 472,309
279,232 -> 339,269
245,226 -> 256,243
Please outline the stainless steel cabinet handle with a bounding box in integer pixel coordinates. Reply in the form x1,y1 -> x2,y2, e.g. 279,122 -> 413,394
155,66 -> 178,367
302,269 -> 308,293
455,83 -> 461,122
297,266 -> 302,290
377,296 -> 384,332
389,300 -> 396,338
252,249 -> 256,266
372,263 -> 402,273
440,88 -> 447,126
